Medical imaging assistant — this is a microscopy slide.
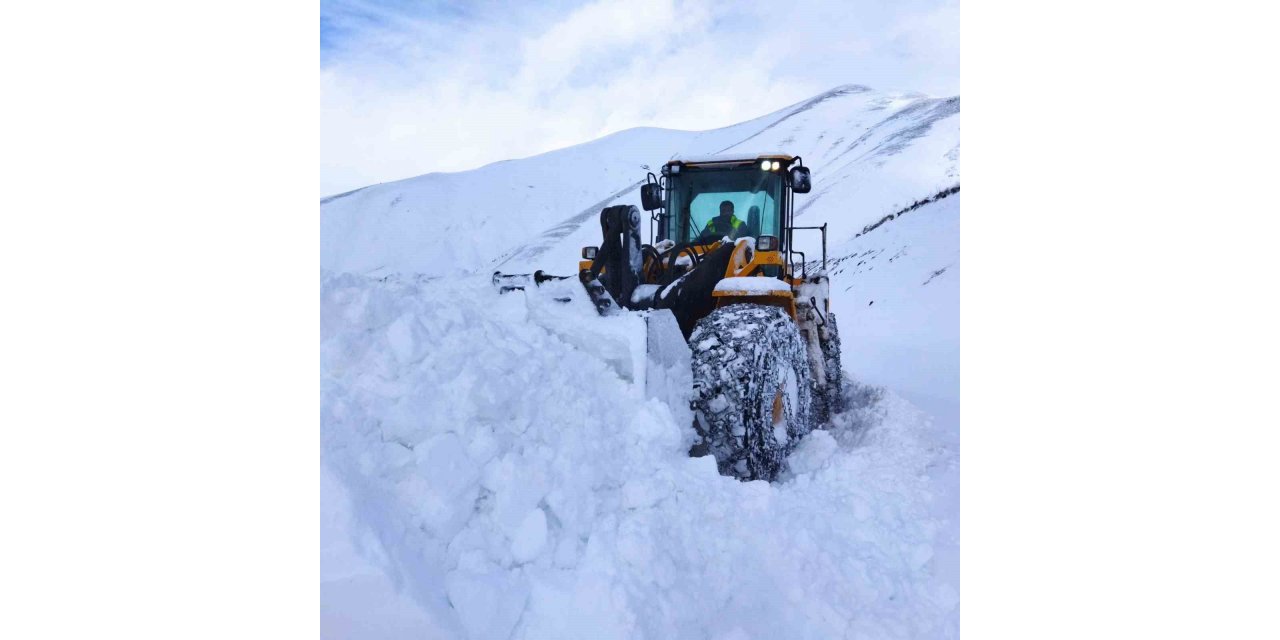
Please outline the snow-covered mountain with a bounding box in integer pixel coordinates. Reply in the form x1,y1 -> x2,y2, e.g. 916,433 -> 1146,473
321,84 -> 957,277
321,85 -> 960,638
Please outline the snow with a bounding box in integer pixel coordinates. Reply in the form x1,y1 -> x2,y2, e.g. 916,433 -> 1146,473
446,569 -> 530,640
511,509 -> 548,563
773,424 -> 788,445
714,276 -> 791,294
320,83 -> 960,638
824,191 -> 960,434
321,461 -> 458,639
322,272 -> 958,638
630,283 -> 659,304
708,394 -> 729,413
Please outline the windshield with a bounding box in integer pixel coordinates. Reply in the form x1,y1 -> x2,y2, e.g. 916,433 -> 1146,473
666,168 -> 783,244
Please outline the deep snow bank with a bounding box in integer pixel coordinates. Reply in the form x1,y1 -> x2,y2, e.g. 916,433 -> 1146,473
321,462 -> 457,637
321,271 -> 958,638
824,191 -> 961,433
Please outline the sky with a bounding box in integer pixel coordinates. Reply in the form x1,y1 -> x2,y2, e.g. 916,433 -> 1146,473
320,0 -> 959,196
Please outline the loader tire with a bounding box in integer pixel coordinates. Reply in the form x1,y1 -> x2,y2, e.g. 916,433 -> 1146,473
690,304 -> 813,481
820,313 -> 844,415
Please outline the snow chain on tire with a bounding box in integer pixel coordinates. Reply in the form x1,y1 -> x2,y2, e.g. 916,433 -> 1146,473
690,304 -> 814,481
820,312 -> 844,416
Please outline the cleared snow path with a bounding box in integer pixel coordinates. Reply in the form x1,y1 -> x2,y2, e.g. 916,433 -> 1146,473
321,271 -> 958,639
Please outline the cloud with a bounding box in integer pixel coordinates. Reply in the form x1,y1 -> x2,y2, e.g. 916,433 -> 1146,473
320,0 -> 958,196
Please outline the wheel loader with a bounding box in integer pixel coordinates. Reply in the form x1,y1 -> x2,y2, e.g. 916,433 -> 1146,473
496,153 -> 841,481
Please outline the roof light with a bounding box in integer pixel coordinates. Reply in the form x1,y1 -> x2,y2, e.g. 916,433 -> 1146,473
771,160 -> 781,171
760,160 -> 771,170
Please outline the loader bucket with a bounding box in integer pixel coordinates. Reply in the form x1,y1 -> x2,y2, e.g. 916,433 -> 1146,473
518,286 -> 691,425
643,309 -> 692,427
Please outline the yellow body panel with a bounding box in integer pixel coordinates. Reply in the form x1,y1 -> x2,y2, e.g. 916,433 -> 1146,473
710,241 -> 798,318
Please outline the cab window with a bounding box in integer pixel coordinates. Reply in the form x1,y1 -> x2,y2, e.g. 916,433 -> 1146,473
666,168 -> 783,243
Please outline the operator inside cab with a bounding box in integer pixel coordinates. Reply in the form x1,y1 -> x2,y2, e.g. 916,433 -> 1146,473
699,200 -> 744,242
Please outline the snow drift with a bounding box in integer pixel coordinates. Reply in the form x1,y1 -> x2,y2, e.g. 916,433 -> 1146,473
321,273 -> 958,638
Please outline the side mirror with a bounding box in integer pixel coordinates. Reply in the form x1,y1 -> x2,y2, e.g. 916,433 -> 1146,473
789,166 -> 812,193
640,183 -> 663,211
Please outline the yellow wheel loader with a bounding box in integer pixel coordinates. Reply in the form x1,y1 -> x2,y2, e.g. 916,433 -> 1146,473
497,153 -> 841,481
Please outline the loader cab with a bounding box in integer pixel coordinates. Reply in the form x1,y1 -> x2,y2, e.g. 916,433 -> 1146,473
668,168 -> 783,245
650,154 -> 809,253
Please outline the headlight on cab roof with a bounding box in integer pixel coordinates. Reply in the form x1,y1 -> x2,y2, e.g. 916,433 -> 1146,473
582,246 -> 598,260
757,235 -> 779,251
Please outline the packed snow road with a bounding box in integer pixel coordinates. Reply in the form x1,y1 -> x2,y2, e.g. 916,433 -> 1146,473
320,271 -> 958,639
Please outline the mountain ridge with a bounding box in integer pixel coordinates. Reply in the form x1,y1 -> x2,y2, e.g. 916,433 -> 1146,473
321,84 -> 959,279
